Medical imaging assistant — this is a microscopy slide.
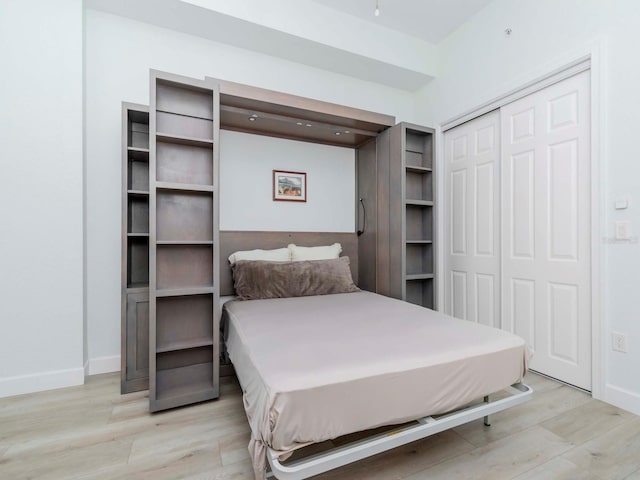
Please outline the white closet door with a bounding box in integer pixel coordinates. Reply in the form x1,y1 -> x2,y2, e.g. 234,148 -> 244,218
444,110 -> 500,327
501,71 -> 591,390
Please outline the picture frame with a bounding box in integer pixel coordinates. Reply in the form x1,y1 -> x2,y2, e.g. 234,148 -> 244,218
273,170 -> 307,202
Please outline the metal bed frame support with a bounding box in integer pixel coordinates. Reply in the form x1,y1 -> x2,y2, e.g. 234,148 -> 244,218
484,395 -> 491,426
265,382 -> 532,480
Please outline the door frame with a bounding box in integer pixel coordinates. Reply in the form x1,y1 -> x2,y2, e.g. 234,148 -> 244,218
436,38 -> 607,400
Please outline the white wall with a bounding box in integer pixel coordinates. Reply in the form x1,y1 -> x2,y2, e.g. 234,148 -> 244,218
220,131 -> 355,232
416,0 -> 640,413
84,9 -> 414,370
0,0 -> 84,396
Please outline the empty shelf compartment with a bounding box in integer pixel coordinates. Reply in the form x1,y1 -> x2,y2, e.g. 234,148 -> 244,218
156,81 -> 214,120
156,347 -> 214,401
128,156 -> 149,192
405,130 -> 433,169
127,237 -> 149,287
405,170 -> 433,202
156,112 -> 213,142
405,204 -> 433,242
157,142 -> 213,186
156,190 -> 213,242
128,197 -> 149,234
406,243 -> 434,276
128,110 -> 149,149
156,294 -> 213,353
406,278 -> 434,309
156,245 -> 213,290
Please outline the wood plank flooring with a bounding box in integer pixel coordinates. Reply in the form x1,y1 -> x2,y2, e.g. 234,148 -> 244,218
0,372 -> 638,479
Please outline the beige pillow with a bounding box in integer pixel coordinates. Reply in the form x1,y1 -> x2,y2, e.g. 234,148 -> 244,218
288,243 -> 342,261
231,257 -> 359,300
228,247 -> 290,265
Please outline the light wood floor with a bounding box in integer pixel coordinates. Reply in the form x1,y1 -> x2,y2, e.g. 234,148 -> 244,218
1,372 -> 639,480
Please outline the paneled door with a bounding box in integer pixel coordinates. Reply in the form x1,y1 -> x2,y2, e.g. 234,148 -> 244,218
501,71 -> 591,390
444,110 -> 501,327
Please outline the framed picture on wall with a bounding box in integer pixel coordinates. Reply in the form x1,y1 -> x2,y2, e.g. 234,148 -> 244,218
273,170 -> 307,202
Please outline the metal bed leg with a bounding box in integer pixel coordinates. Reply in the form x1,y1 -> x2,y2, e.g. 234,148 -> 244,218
483,395 -> 491,426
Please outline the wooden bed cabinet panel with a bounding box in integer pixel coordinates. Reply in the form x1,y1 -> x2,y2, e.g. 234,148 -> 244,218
356,139 -> 377,293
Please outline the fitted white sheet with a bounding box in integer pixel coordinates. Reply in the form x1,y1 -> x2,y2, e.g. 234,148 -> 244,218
223,291 -> 529,478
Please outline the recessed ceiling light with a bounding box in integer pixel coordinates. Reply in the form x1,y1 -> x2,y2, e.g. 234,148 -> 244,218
345,130 -> 351,134
248,117 -> 256,121
335,132 -> 341,136
306,124 -> 312,127
296,122 -> 303,126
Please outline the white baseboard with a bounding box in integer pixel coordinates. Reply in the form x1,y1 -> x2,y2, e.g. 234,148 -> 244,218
87,355 -> 120,376
0,355 -> 121,399
0,368 -> 85,398
605,384 -> 640,416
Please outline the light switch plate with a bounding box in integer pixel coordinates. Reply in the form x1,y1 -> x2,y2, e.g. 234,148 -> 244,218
615,199 -> 629,210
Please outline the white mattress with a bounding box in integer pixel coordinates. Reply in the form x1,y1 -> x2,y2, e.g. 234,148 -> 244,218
223,291 -> 529,478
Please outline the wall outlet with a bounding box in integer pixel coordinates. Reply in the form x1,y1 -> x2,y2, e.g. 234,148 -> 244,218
612,331 -> 628,353
615,221 -> 632,240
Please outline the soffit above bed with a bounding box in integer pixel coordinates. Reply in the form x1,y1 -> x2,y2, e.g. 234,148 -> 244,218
85,0 -> 437,91
212,78 -> 395,148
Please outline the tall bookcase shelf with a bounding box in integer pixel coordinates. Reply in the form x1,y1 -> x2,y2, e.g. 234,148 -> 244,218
402,125 -> 435,309
121,103 -> 151,394
149,72 -> 220,412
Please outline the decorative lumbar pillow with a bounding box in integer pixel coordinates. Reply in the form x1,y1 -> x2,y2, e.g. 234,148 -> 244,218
288,243 -> 342,261
231,256 -> 359,300
228,247 -> 290,265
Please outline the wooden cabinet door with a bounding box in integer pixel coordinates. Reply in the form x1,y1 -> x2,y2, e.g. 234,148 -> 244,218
122,291 -> 149,393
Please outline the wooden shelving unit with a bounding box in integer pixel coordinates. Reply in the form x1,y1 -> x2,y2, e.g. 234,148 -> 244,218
357,122 -> 436,310
119,72 -> 403,409
121,103 -> 151,394
402,125 -> 435,309
149,72 -> 220,412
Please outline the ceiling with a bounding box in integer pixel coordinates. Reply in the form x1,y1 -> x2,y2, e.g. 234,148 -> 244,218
85,0 -> 493,91
311,0 -> 493,44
